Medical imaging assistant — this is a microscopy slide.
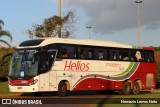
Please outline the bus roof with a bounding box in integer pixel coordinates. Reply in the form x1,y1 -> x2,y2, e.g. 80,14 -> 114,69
17,38 -> 134,49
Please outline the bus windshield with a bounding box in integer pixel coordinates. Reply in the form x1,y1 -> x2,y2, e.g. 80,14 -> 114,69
9,49 -> 39,79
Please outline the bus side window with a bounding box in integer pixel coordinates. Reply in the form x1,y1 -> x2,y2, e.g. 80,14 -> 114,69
131,51 -> 136,61
57,46 -> 68,59
59,46 -> 77,59
145,51 -> 154,62
94,49 -> 98,60
135,51 -> 144,62
122,51 -> 129,61
148,52 -> 154,62
140,51 -> 145,61
60,49 -> 67,58
88,49 -> 93,60
67,46 -> 75,59
94,49 -> 105,60
109,50 -> 118,61
98,50 -> 104,60
104,49 -> 108,60
80,49 -> 84,59
78,48 -> 87,59
73,48 -> 77,59
118,51 -> 122,61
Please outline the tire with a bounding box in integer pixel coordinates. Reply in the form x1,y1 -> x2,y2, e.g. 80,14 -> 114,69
122,82 -> 131,95
58,82 -> 68,97
132,82 -> 140,95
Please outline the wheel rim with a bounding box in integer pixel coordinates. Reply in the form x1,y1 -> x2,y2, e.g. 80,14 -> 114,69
62,85 -> 66,92
125,85 -> 130,92
123,83 -> 131,95
133,84 -> 139,93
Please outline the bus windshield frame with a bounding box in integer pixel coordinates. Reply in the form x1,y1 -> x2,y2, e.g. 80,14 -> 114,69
9,48 -> 40,79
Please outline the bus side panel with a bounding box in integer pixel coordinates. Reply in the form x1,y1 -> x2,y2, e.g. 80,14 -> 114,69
49,70 -> 57,91
73,78 -> 123,91
73,62 -> 156,91
130,62 -> 156,89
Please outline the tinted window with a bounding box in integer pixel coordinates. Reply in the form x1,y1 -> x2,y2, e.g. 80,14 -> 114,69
130,51 -> 136,61
94,49 -> 107,60
87,48 -> 93,60
57,45 -> 76,59
78,47 -> 88,59
42,43 -> 155,63
19,39 -> 45,47
109,50 -> 119,61
122,51 -> 129,61
144,51 -> 154,62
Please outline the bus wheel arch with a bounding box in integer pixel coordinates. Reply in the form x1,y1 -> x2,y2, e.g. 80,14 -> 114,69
65,81 -> 70,91
136,80 -> 142,89
58,80 -> 70,96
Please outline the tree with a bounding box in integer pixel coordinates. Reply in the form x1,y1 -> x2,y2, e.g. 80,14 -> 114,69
27,11 -> 76,38
0,47 -> 15,81
0,19 -> 12,47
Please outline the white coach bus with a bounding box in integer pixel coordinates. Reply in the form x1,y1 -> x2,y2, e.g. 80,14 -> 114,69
6,38 -> 156,96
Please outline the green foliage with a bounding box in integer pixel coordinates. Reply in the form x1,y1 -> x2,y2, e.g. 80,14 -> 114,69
0,19 -> 12,47
27,11 -> 76,38
0,47 -> 15,79
0,82 -> 21,94
154,46 -> 160,51
0,19 -> 4,30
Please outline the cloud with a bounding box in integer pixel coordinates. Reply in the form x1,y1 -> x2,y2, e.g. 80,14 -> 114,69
64,0 -> 160,34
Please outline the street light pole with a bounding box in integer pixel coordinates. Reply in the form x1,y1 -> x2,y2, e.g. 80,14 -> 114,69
86,27 -> 92,39
58,0 -> 62,38
135,0 -> 142,47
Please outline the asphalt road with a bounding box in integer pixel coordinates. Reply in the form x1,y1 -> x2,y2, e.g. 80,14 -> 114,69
0,90 -> 160,107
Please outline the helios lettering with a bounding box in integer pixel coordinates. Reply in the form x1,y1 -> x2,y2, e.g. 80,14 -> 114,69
64,60 -> 90,71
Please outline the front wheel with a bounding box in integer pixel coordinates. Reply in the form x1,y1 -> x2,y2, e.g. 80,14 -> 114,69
131,82 -> 140,95
58,82 -> 68,97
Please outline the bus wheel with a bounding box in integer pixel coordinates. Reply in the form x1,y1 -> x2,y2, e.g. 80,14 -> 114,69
132,82 -> 140,95
122,82 -> 131,95
58,81 -> 67,97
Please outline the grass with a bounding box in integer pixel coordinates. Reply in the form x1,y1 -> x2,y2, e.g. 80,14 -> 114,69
0,81 -> 20,94
92,91 -> 160,107
0,81 -> 10,94
92,104 -> 160,107
0,81 -> 160,107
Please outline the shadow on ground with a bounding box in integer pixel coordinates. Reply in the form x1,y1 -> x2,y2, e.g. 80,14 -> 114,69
20,90 -> 153,97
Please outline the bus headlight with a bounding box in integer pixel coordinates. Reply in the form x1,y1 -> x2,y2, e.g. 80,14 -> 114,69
29,79 -> 38,85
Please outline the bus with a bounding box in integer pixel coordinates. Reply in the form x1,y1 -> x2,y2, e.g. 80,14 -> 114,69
4,38 -> 156,96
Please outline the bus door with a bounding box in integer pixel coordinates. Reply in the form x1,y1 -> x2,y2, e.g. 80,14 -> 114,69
38,50 -> 57,91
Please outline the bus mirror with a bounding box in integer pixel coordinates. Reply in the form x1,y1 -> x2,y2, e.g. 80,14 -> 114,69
32,53 -> 39,64
1,53 -> 13,66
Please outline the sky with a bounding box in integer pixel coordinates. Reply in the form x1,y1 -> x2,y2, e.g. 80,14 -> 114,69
0,0 -> 160,47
